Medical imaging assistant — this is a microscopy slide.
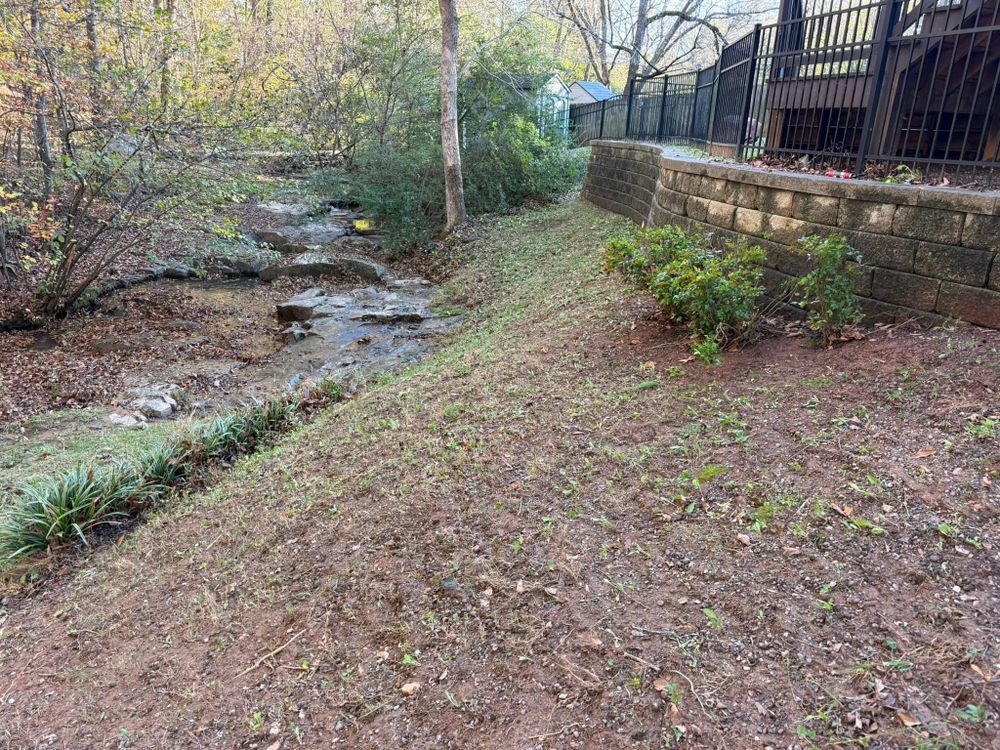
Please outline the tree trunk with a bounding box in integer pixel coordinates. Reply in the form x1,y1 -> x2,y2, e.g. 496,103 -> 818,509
156,0 -> 176,111
85,0 -> 103,119
29,3 -> 54,196
439,0 -> 466,232
628,0 -> 652,82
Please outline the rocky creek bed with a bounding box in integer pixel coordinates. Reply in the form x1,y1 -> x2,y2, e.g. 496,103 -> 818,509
0,196 -> 460,484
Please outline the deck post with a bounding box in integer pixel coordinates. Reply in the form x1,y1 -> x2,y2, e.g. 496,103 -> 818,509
856,0 -> 901,175
735,24 -> 763,161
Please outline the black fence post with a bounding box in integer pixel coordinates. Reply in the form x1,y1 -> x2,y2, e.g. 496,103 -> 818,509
706,59 -> 722,150
599,99 -> 607,140
687,77 -> 700,142
855,0 -> 900,175
735,24 -> 763,161
656,75 -> 670,142
624,79 -> 635,139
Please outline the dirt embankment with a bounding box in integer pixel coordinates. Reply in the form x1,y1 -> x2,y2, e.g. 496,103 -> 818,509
1,200 -> 997,749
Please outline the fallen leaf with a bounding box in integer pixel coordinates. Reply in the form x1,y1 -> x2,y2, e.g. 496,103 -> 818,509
736,533 -> 751,546
401,681 -> 420,696
911,447 -> 936,459
897,711 -> 921,727
266,742 -> 281,750
653,677 -> 671,692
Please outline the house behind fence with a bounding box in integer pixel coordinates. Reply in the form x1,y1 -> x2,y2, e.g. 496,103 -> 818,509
570,0 -> 1000,181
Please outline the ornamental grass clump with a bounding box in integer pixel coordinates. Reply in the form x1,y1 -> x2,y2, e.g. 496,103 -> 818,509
0,465 -> 142,560
603,226 -> 766,363
0,380 -> 343,564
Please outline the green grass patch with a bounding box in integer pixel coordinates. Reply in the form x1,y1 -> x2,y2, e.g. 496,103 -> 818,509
0,409 -> 181,493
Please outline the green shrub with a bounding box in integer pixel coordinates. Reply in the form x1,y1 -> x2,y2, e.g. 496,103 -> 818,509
463,118 -> 586,214
650,239 -> 766,343
602,225 -> 691,286
792,234 -> 863,346
352,140 -> 446,249
351,119 -> 586,249
603,226 -> 766,359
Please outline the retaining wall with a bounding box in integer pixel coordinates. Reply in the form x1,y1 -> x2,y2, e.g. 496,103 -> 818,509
582,140 -> 1000,328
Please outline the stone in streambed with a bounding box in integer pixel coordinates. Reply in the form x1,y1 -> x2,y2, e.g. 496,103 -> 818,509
282,323 -> 309,343
108,410 -> 148,429
275,287 -> 328,322
260,253 -> 395,284
127,383 -> 184,419
347,304 -> 434,324
160,261 -> 197,279
258,221 -> 350,253
331,235 -> 381,254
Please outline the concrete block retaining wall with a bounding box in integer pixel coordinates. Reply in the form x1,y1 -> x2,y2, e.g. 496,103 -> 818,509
582,140 -> 1000,329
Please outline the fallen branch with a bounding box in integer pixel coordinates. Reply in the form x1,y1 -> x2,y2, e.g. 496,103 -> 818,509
236,629 -> 305,677
529,722 -> 579,741
669,669 -> 712,719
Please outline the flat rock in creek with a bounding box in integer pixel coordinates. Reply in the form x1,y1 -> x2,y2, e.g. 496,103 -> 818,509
259,253 -> 395,284
258,221 -> 349,253
257,202 -> 311,221
276,287 -> 353,322
332,235 -> 381,254
347,305 -> 432,324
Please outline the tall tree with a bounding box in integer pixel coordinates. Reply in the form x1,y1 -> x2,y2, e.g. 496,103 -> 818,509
28,1 -> 54,195
549,0 -> 762,84
439,0 -> 466,232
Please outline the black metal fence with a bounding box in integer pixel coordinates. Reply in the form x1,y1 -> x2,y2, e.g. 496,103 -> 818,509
570,0 -> 1000,180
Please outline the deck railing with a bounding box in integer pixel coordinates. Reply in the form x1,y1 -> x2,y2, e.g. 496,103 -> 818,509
570,0 -> 1000,181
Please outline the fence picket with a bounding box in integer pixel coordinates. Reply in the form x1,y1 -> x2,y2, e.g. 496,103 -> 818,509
568,0 -> 1000,182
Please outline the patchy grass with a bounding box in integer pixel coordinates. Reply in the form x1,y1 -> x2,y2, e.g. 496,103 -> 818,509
0,409 -> 180,493
1,200 -> 997,749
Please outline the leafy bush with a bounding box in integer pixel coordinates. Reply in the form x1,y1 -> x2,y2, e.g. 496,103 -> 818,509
463,118 -> 586,215
603,226 -> 766,359
352,140 -> 446,249
351,119 -> 586,249
792,234 -> 863,346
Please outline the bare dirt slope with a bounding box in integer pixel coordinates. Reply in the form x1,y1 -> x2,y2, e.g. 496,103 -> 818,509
2,201 -> 998,749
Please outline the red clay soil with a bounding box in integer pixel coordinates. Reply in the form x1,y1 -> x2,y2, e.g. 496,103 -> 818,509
0,202 -> 997,749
